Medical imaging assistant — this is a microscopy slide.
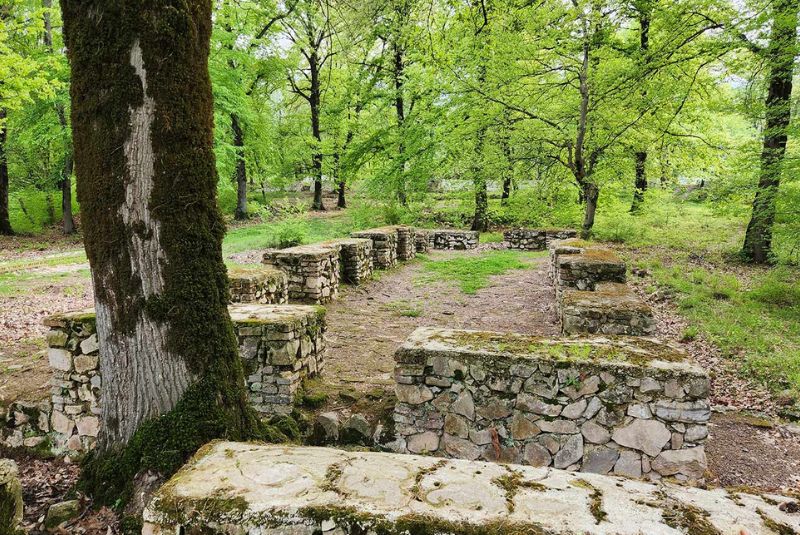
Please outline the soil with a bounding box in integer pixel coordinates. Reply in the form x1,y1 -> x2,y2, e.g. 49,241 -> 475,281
0,238 -> 798,533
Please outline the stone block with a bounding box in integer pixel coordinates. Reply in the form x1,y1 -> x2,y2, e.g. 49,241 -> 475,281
560,283 -> 655,336
229,266 -> 289,305
262,244 -> 341,304
432,229 -> 479,250
351,228 -> 399,269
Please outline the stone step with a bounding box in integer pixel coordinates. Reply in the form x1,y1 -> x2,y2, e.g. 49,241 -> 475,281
142,441 -> 800,535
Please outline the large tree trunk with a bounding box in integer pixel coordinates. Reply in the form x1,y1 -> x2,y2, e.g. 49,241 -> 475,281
0,108 -> 10,236
62,0 -> 259,500
310,51 -> 325,211
630,151 -> 647,211
630,4 -> 650,212
393,42 -> 408,206
232,113 -> 248,220
742,0 -> 798,263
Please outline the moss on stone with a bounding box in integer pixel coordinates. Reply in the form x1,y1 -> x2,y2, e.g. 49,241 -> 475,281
756,508 -> 796,535
660,500 -> 721,535
492,468 -> 547,513
410,459 -> 447,502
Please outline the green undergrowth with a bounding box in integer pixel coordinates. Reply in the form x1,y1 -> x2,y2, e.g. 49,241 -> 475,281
416,250 -> 543,294
223,212 -> 357,254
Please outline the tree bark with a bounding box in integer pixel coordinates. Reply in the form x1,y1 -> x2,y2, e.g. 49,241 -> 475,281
0,108 -> 10,235
742,0 -> 798,263
393,41 -> 408,206
232,113 -> 248,220
310,50 -> 325,211
630,150 -> 647,211
630,3 -> 650,212
61,0 -> 259,496
581,182 -> 599,238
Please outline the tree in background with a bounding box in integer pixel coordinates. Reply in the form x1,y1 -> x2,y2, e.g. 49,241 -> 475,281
61,0 -> 264,502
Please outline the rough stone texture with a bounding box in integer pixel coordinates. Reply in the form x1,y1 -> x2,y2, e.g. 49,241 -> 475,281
432,229 -> 479,250
262,243 -> 341,304
0,459 -> 23,534
393,327 -> 710,482
351,228 -> 399,269
143,442 -> 800,535
229,266 -> 289,305
393,226 -> 416,261
552,243 -> 627,293
505,228 -> 577,251
561,283 -> 655,336
3,305 -> 327,452
323,238 -> 373,285
414,229 -> 434,254
231,304 -> 327,416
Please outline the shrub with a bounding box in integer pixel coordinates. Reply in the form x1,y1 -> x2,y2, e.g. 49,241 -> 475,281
267,218 -> 309,248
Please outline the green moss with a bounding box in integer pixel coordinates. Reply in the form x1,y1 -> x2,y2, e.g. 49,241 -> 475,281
320,463 -> 343,494
571,480 -> 607,524
492,468 -> 547,513
410,460 -> 447,501
660,501 -> 721,535
756,509 -> 796,535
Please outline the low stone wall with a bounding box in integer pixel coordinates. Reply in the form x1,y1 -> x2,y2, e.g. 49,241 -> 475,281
3,305 -> 326,453
550,238 -> 626,292
228,266 -> 288,304
324,238 -> 373,285
505,228 -> 577,251
395,225 -> 416,260
351,228 -> 398,269
262,243 -> 341,304
561,283 -> 655,336
232,304 -> 326,416
143,441 -> 800,535
394,327 -> 710,482
414,229 -> 433,253
433,229 -> 479,250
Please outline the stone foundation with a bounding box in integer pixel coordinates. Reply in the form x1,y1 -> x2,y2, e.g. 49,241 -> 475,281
351,228 -> 398,269
143,442 -> 800,535
229,266 -> 288,304
324,238 -> 373,285
2,305 -> 327,452
505,228 -> 578,251
394,327 -> 710,482
561,283 -> 655,336
414,229 -> 434,253
433,229 -> 479,250
232,304 -> 326,416
262,243 -> 341,304
395,225 -> 416,260
550,239 -> 626,292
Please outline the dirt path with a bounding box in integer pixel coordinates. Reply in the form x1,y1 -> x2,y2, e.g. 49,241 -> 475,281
323,249 -> 560,391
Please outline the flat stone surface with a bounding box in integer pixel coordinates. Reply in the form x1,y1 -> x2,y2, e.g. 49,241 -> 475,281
396,326 -> 705,379
226,304 -> 325,326
143,442 -> 800,534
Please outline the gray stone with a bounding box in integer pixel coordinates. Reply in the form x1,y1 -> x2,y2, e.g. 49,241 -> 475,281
539,434 -> 561,455
444,414 -> 469,439
538,419 -> 578,435
611,419 -> 670,457
561,399 -> 587,419
639,377 -> 660,393
581,447 -> 619,475
614,450 -> 642,478
476,400 -> 512,420
48,348 -> 72,372
663,379 -> 684,399
451,391 -> 475,420
74,354 -> 99,374
553,434 -> 583,469
510,413 -> 540,440
653,400 -> 710,423
516,394 -> 561,417
79,334 -> 99,355
523,442 -> 552,467
76,415 -> 100,437
685,425 -> 708,443
627,403 -> 652,419
312,412 -> 340,444
341,414 -> 372,445
45,500 -> 81,530
652,447 -> 707,480
583,397 -> 602,419
395,384 -> 434,405
581,421 -> 611,444
443,434 -> 482,460
407,431 -> 439,454
468,429 -> 493,446
0,459 -> 23,532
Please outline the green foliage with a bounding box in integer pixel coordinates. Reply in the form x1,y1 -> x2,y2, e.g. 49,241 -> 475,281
417,250 -> 537,294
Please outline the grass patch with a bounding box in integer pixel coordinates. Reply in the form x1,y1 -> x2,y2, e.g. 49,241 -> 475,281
383,299 -> 424,318
222,212 -> 357,255
416,250 -> 539,294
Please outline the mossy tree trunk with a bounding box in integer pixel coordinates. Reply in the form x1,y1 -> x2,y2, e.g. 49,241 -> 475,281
0,107 -> 10,236
742,0 -> 798,263
61,0 -> 260,501
232,113 -> 248,220
630,2 -> 650,213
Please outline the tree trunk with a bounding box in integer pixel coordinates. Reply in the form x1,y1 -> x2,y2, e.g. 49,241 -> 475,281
310,51 -> 325,211
393,42 -> 408,206
62,0 -> 259,501
742,0 -> 798,263
630,151 -> 647,212
56,106 -> 76,234
0,108 -> 10,235
501,177 -> 511,204
581,182 -> 599,239
232,113 -> 248,220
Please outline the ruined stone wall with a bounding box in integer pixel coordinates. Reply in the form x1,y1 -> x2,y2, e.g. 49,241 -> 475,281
394,226 -> 416,260
394,327 -> 710,482
229,267 -> 288,305
414,229 -> 433,254
561,283 -> 655,336
351,228 -> 398,269
432,230 -> 479,250
325,238 -> 373,285
262,244 -> 341,304
505,228 -> 577,251
3,305 -> 327,453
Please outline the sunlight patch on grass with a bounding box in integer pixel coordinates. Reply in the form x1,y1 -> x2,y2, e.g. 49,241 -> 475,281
416,250 -> 538,294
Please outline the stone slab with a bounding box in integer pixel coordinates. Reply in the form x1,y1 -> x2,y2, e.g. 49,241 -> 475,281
143,441 -> 800,535
561,282 -> 655,336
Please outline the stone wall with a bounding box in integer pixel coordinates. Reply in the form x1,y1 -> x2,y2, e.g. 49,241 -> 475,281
229,266 -> 288,305
505,228 -> 577,251
262,243 -> 341,304
414,229 -> 433,253
550,239 -> 626,292
393,327 -> 710,482
324,238 -> 373,285
394,226 -> 416,260
232,304 -> 326,416
351,228 -> 398,269
561,283 -> 655,336
3,305 -> 327,453
143,441 -> 800,535
433,229 -> 479,250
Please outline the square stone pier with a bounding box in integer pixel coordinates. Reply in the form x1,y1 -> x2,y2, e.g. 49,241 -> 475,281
433,229 -> 479,250
142,442 -> 800,535
394,327 -> 710,482
561,283 -> 655,336
262,243 -> 341,304
414,229 -> 434,253
351,227 -> 398,269
322,238 -> 374,285
228,266 -> 288,304
505,228 -> 578,251
550,238 -> 626,292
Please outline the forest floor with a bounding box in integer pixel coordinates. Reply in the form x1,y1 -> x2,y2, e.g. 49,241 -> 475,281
1,214 -> 799,533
